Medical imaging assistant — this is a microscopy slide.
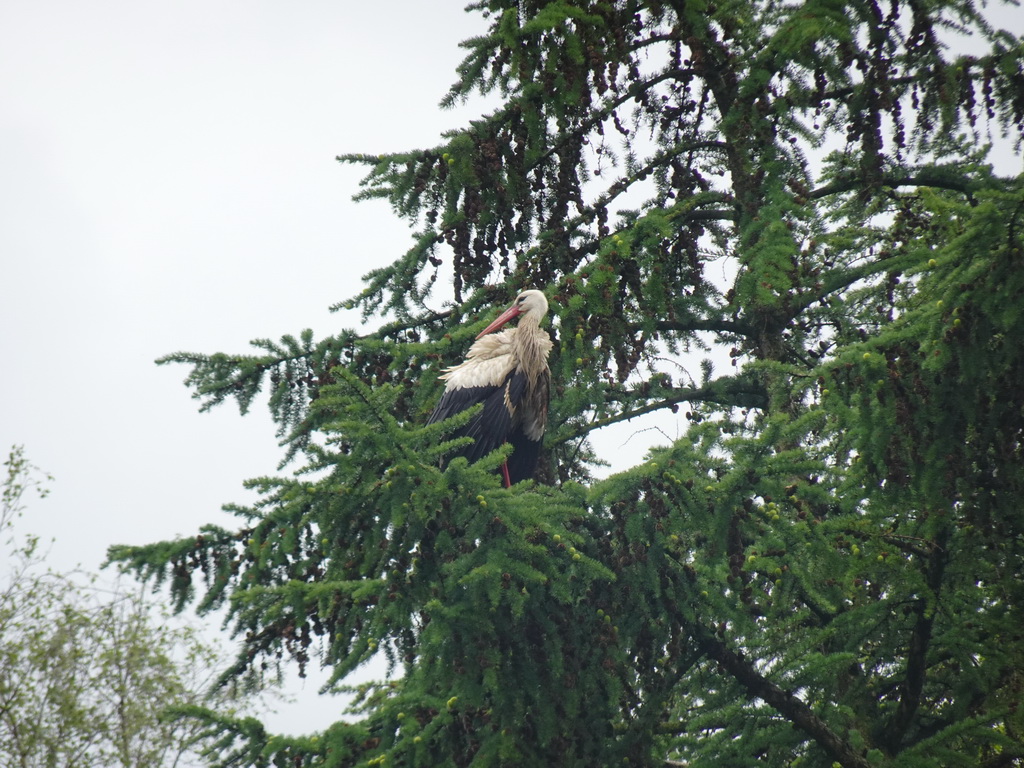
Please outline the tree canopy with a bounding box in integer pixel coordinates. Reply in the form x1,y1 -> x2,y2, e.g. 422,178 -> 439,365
110,1 -> 1024,766
1,447 -> 244,768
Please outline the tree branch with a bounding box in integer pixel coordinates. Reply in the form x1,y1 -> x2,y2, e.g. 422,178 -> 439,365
882,528 -> 950,751
691,624 -> 872,768
554,378 -> 767,444
785,249 -> 921,320
531,68 -> 701,170
788,76 -> 919,108
809,172 -> 981,201
651,318 -> 753,337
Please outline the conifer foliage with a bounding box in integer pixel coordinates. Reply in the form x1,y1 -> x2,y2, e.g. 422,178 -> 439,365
110,2 -> 1024,766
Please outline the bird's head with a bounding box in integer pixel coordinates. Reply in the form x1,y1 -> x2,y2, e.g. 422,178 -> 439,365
476,289 -> 548,339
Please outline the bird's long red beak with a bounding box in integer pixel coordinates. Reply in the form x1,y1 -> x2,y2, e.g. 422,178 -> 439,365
476,302 -> 522,339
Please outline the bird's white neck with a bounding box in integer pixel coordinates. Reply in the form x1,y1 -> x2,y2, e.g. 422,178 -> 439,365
513,314 -> 548,383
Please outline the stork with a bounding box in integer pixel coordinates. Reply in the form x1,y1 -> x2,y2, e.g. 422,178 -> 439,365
428,290 -> 552,487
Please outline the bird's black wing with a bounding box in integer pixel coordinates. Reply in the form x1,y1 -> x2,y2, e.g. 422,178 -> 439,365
428,370 -> 526,465
504,367 -> 549,484
505,429 -> 542,485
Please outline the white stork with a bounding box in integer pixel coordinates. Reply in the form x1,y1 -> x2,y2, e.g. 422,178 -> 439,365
428,290 -> 552,487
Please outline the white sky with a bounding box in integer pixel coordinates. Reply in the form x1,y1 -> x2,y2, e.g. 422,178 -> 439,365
1,1 -> 492,566
0,0 -> 503,737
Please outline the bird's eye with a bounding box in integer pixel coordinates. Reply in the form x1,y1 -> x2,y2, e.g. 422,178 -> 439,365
517,295 -> 526,303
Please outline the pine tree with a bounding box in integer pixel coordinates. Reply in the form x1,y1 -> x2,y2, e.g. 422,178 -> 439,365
110,2 -> 1024,766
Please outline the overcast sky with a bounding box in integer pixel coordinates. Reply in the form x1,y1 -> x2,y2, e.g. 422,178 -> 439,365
0,2 -> 498,568
0,0 -> 508,736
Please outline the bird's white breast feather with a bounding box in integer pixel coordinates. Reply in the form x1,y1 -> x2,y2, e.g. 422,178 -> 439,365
440,354 -> 516,390
439,330 -> 517,390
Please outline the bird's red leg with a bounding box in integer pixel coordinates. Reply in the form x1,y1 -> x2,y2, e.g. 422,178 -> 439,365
501,461 -> 511,488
